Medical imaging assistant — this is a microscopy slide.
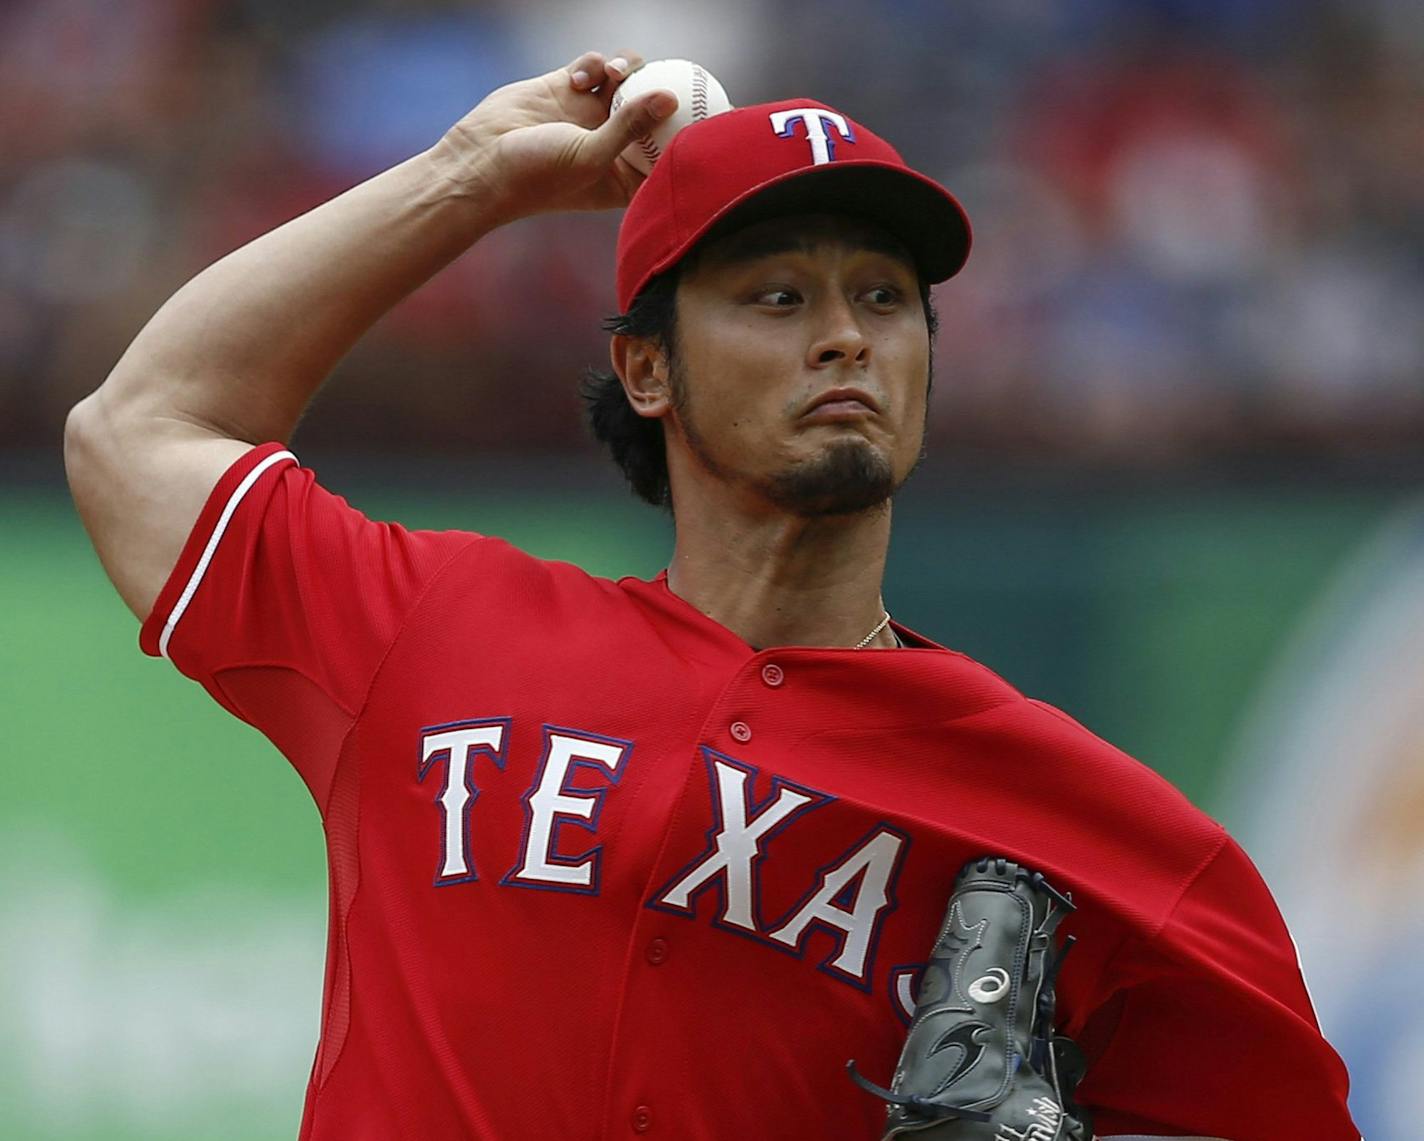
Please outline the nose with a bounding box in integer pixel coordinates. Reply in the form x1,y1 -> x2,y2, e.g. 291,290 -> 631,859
806,293 -> 869,369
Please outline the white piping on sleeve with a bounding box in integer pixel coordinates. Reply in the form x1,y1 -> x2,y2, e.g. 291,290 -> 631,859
157,449 -> 297,659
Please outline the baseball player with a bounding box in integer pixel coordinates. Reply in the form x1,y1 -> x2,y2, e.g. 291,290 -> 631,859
66,50 -> 1358,1139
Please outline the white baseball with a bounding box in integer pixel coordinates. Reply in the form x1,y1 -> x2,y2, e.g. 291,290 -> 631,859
609,58 -> 733,174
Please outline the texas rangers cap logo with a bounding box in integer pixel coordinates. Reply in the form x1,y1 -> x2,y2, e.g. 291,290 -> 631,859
768,107 -> 856,165
616,97 -> 971,311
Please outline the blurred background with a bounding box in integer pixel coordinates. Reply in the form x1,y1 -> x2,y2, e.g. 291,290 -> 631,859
1,0 -> 1420,1137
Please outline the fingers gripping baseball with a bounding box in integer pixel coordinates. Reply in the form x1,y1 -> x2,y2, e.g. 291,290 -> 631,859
561,50 -> 680,167
440,49 -> 667,219
586,86 -> 679,169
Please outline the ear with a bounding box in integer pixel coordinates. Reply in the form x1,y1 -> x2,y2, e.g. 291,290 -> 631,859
610,334 -> 672,420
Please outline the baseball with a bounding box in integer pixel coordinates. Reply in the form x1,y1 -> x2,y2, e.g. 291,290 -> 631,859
610,58 -> 733,174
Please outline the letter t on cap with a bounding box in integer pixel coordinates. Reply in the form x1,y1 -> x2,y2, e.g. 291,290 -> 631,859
769,107 -> 855,165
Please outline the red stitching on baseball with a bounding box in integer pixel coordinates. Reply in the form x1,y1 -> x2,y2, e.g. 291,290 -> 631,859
692,66 -> 708,119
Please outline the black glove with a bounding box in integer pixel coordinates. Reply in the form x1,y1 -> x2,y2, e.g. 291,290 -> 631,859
849,856 -> 1092,1139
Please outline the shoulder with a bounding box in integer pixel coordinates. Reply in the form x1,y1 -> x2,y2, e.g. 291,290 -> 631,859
1018,693 -> 1228,922
925,642 -> 1210,821
420,535 -> 662,635
918,658 -> 1227,923
872,636 -> 1221,845
1026,696 -> 1201,792
439,533 -> 625,595
1016,692 -> 1221,835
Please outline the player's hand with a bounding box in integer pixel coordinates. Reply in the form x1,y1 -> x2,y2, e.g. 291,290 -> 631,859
438,50 -> 678,223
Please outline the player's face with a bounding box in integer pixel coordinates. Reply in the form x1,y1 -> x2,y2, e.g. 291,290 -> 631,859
667,213 -> 931,517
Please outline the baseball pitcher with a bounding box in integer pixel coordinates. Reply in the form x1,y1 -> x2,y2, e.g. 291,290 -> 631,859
66,49 -> 1360,1140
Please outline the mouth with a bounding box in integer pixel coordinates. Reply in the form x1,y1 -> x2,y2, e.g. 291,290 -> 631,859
801,387 -> 881,421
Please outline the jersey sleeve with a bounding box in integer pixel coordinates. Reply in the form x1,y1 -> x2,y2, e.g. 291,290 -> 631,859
138,442 -> 479,810
1080,833 -> 1359,1140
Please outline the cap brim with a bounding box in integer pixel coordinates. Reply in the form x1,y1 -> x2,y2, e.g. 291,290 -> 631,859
678,161 -> 972,284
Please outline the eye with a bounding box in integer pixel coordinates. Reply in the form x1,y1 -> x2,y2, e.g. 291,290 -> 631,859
753,287 -> 802,308
862,284 -> 904,308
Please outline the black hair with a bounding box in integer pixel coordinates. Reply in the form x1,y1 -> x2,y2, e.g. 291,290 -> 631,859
580,263 -> 939,510
580,264 -> 686,509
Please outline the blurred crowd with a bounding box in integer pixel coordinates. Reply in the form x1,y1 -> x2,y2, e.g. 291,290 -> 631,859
3,0 -> 1421,469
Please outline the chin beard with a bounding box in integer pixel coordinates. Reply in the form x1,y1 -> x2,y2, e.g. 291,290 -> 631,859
760,436 -> 899,518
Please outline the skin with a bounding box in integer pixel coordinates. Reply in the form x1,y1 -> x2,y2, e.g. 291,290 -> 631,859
612,215 -> 932,649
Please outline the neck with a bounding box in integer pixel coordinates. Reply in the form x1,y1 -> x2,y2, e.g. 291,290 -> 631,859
666,490 -> 896,651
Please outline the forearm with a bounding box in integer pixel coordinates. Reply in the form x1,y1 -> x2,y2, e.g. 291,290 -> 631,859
64,50 -> 668,620
92,137 -> 495,444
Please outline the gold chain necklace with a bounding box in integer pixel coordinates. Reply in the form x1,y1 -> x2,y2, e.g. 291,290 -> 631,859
853,611 -> 892,650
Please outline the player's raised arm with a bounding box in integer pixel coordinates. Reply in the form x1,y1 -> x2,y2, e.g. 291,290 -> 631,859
63,51 -> 676,621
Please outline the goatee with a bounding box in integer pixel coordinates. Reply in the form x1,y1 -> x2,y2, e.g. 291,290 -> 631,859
760,436 -> 897,518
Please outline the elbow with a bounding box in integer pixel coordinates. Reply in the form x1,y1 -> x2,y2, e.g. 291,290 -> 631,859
63,392 -> 101,496
64,385 -> 129,514
64,369 -> 155,490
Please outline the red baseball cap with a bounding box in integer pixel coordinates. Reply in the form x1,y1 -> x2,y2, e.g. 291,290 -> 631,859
615,98 -> 972,311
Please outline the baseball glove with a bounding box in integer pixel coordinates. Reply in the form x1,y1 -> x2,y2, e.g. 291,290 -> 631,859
848,856 -> 1092,1139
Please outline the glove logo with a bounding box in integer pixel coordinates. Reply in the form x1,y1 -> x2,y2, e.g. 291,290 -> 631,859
928,1019 -> 991,1088
967,966 -> 1010,1004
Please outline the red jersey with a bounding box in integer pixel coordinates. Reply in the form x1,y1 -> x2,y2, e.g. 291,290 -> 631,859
140,443 -> 1358,1140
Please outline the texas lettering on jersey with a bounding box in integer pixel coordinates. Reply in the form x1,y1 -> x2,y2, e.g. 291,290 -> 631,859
418,717 -> 909,997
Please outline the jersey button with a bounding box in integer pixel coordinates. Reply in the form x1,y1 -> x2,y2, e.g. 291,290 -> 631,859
761,663 -> 784,687
730,720 -> 752,743
631,1104 -> 653,1132
645,937 -> 670,965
